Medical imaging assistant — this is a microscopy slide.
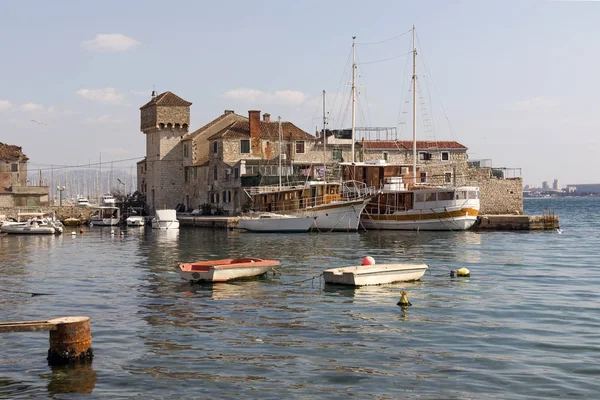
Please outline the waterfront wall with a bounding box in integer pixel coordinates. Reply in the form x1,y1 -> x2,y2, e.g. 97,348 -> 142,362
0,206 -> 95,221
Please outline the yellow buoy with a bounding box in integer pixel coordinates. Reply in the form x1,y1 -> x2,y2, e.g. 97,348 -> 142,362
397,291 -> 412,307
456,267 -> 470,277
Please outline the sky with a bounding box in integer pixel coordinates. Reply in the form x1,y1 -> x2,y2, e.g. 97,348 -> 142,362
1,0 -> 598,187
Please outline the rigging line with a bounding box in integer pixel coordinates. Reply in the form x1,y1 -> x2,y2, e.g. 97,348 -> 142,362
415,31 -> 459,141
356,29 -> 412,46
397,36 -> 414,137
355,52 -> 373,132
29,156 -> 145,171
328,46 -> 353,130
357,51 -> 412,65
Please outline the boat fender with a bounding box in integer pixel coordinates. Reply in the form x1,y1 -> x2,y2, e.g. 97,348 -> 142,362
397,291 -> 412,307
362,256 -> 375,266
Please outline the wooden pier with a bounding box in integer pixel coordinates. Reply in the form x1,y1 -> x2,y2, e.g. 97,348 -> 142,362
177,215 -> 239,229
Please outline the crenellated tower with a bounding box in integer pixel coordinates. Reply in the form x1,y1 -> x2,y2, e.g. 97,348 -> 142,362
140,91 -> 192,211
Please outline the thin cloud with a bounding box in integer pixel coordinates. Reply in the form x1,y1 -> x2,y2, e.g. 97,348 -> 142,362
20,102 -> 45,112
84,115 -> 122,124
82,34 -> 140,52
0,100 -> 12,110
76,87 -> 126,105
222,88 -> 309,105
130,89 -> 153,97
512,96 -> 558,110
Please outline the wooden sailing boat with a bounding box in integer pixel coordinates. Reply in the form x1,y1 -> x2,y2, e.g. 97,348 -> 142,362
342,26 -> 480,231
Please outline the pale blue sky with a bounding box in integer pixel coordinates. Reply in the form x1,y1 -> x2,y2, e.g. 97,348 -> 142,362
1,1 -> 598,186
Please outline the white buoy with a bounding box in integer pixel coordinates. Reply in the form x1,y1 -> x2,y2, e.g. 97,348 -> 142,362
71,231 -> 76,236
456,267 -> 470,277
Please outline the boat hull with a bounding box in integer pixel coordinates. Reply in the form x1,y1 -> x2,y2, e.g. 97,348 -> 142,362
89,218 -> 119,226
151,219 -> 180,229
126,217 -> 145,226
290,198 -> 370,232
362,207 -> 478,231
1,224 -> 56,234
179,258 -> 280,282
237,215 -> 314,233
323,263 -> 428,286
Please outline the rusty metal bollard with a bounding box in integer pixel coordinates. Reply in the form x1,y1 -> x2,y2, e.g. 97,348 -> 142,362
0,316 -> 93,365
47,316 -> 93,365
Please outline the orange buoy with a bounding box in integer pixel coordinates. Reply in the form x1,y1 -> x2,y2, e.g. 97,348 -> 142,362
79,229 -> 83,234
362,256 -> 375,266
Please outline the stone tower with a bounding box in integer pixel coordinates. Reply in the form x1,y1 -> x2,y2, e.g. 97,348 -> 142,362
140,91 -> 192,211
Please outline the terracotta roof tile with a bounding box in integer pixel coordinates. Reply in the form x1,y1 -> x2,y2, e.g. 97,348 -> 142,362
0,143 -> 28,161
140,91 -> 192,110
362,140 -> 467,150
207,120 -> 315,141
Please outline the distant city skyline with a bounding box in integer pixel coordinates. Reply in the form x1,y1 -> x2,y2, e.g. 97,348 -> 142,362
1,1 -> 599,186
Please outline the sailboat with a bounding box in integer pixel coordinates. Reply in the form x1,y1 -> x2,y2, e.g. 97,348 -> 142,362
342,26 -> 480,231
243,97 -> 375,232
237,117 -> 316,233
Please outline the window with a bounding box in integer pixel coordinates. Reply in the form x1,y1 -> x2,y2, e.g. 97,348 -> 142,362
441,151 -> 449,161
295,141 -> 305,154
420,172 -> 427,183
11,163 -> 18,172
418,152 -> 431,161
234,167 -> 239,178
184,167 -> 189,182
223,190 -> 231,203
382,152 -> 388,161
213,166 -> 218,181
425,193 -> 436,202
438,191 -> 454,201
183,144 -> 188,158
213,141 -> 218,154
332,149 -> 343,161
240,140 -> 250,154
444,172 -> 452,183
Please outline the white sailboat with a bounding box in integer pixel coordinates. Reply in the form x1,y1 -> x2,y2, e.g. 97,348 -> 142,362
344,26 -> 480,231
238,118 -> 319,233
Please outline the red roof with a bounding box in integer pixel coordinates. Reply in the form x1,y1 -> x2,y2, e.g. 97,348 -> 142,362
140,91 -> 192,110
361,140 -> 467,150
0,143 -> 28,161
208,120 -> 315,141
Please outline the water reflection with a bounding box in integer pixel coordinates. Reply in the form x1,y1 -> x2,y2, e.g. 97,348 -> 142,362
44,362 -> 97,395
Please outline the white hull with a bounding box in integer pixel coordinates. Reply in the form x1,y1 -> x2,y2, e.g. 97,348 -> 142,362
290,198 -> 370,232
362,210 -> 478,231
126,216 -> 145,226
89,217 -> 119,226
1,224 -> 56,234
180,265 -> 273,282
237,214 -> 314,232
151,219 -> 180,229
323,263 -> 428,286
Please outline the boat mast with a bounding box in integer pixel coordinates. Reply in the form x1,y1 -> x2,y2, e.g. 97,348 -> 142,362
322,90 -> 326,178
351,36 -> 356,164
278,116 -> 282,191
412,25 -> 417,185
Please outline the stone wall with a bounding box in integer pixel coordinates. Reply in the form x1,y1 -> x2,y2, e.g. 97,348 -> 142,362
465,167 -> 523,215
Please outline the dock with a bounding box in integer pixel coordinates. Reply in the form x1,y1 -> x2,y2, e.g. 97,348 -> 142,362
177,215 -> 239,229
473,214 -> 559,230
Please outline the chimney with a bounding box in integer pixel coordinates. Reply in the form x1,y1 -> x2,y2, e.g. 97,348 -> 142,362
224,110 -> 234,115
248,110 -> 261,155
263,113 -> 271,122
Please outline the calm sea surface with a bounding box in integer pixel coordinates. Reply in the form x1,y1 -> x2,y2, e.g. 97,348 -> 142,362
1,197 -> 599,398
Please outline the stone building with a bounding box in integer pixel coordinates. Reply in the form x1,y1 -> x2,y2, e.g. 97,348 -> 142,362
0,142 -> 50,207
138,91 -> 522,215
138,91 -> 191,211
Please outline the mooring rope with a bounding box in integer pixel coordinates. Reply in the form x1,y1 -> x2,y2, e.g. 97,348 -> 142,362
283,273 -> 324,286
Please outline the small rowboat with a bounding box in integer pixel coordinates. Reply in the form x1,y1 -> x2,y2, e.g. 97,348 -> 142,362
178,258 -> 280,283
323,262 -> 428,286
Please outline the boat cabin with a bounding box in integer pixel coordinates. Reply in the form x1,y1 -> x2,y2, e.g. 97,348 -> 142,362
244,182 -> 342,213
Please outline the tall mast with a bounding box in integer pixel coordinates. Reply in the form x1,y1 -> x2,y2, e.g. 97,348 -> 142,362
278,116 -> 282,190
322,90 -> 326,177
411,25 -> 417,185
351,36 -> 357,163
